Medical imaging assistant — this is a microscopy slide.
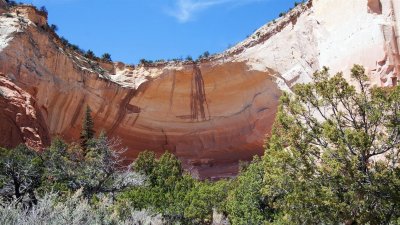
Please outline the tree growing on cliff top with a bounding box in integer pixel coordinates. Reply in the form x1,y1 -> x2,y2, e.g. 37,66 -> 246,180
80,106 -> 95,151
101,53 -> 112,63
39,6 -> 47,15
49,24 -> 58,32
85,50 -> 96,60
263,65 -> 400,224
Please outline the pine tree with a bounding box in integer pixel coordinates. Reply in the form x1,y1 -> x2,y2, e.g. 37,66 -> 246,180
80,106 -> 95,151
101,53 -> 112,62
85,50 -> 96,60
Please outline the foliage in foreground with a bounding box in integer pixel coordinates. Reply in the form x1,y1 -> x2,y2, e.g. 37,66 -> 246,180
263,65 -> 400,224
225,156 -> 272,225
120,151 -> 230,224
0,189 -> 162,225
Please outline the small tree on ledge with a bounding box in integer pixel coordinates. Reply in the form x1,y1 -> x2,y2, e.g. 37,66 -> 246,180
80,106 -> 95,152
101,53 -> 112,62
85,50 -> 96,60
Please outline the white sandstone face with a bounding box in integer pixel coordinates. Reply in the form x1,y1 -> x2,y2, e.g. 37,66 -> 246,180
231,0 -> 399,88
0,14 -> 22,51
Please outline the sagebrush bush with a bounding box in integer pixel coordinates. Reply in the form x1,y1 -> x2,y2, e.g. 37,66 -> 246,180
0,189 -> 162,225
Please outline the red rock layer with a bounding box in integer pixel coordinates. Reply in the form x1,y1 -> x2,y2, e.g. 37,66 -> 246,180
0,6 -> 280,178
0,75 -> 50,149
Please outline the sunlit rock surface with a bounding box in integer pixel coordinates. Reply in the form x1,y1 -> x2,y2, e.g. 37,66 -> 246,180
0,0 -> 398,178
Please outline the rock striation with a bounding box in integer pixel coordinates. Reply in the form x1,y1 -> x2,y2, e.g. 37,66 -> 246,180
0,74 -> 50,149
0,0 -> 398,178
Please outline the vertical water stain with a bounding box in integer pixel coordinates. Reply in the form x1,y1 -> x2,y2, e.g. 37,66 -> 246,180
190,64 -> 210,121
109,89 -> 137,135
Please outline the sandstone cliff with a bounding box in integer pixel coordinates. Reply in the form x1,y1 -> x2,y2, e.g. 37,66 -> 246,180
0,0 -> 398,178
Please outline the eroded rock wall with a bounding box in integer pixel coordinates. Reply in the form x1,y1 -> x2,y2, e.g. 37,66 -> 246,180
0,6 -> 280,178
231,0 -> 400,88
0,0 -> 398,178
0,75 -> 50,149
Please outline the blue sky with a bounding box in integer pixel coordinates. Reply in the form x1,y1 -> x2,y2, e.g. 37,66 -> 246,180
19,0 -> 298,64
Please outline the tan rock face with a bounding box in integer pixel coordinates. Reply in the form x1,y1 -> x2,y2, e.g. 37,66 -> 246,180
0,8 -> 280,178
0,0 -> 398,178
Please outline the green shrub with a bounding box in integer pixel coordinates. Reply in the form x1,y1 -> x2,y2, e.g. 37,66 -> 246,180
139,59 -> 153,65
60,37 -> 69,46
226,156 -> 272,225
186,55 -> 193,61
0,190 -> 162,225
85,50 -> 96,60
49,24 -> 58,32
263,65 -> 400,224
5,0 -> 17,7
39,6 -> 48,15
0,145 -> 43,206
101,53 -> 112,62
199,51 -> 210,60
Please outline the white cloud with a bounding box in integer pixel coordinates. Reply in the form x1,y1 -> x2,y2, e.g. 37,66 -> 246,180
168,0 -> 264,23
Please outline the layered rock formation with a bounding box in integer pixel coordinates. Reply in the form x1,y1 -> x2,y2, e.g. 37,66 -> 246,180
0,0 -> 398,178
0,74 -> 50,149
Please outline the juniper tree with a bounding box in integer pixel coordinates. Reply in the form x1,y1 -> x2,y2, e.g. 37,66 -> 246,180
0,145 -> 43,206
80,106 -> 95,151
263,65 -> 400,224
226,156 -> 272,225
125,151 -> 230,224
79,134 -> 142,198
39,6 -> 47,15
49,24 -> 58,32
85,50 -> 96,60
101,53 -> 112,62
42,135 -> 142,198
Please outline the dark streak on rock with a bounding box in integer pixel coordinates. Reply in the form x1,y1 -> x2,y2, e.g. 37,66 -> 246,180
109,89 -> 136,135
126,104 -> 141,113
190,64 -> 210,121
169,73 -> 176,112
70,96 -> 85,128
257,107 -> 269,113
131,113 -> 140,127
161,129 -> 169,151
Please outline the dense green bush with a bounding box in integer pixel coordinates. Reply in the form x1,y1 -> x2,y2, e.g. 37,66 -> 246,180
263,65 -> 400,224
184,179 -> 230,223
5,0 -> 18,7
59,37 -> 69,46
198,51 -> 210,60
39,6 -> 47,15
226,156 -> 273,225
186,55 -> 193,61
101,53 -> 112,63
49,24 -> 58,32
139,58 -> 153,65
85,50 -> 97,60
121,151 -> 229,224
0,145 -> 43,206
